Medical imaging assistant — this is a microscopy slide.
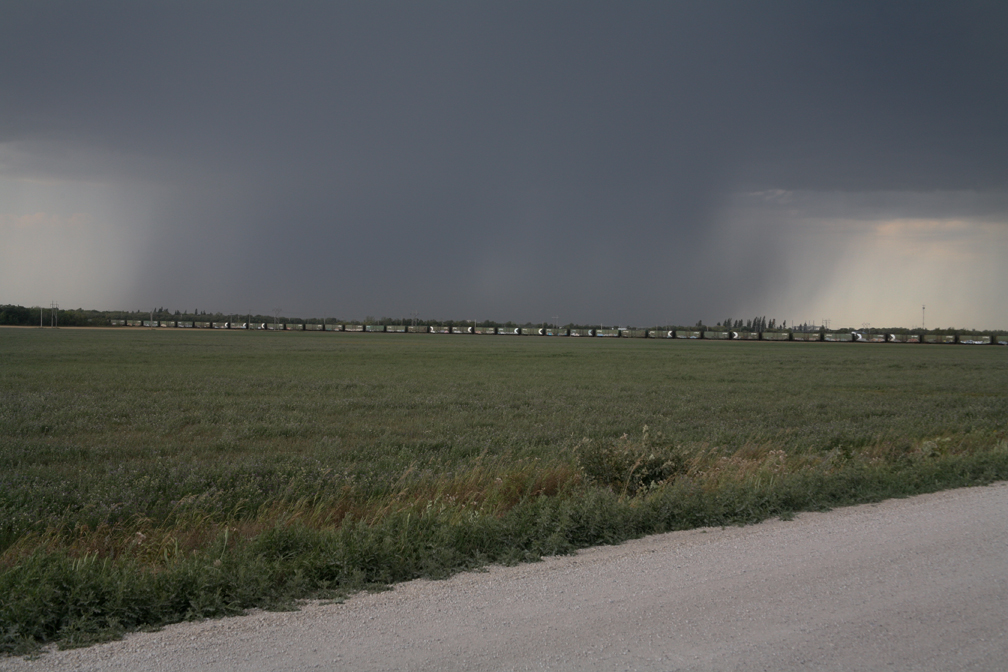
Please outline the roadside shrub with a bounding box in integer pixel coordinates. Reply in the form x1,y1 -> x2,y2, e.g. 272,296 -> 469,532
576,427 -> 687,497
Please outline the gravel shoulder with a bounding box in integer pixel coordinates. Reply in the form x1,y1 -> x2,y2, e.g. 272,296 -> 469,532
5,482 -> 1007,672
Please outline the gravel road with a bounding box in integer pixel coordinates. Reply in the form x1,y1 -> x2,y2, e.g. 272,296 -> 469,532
5,482 -> 1007,671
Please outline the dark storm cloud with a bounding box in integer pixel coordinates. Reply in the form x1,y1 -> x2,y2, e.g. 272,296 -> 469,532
2,2 -> 1006,324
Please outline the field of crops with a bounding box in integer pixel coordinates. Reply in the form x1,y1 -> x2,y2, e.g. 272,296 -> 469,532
1,327 -> 1006,654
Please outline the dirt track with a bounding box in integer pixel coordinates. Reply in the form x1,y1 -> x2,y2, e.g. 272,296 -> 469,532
5,482 -> 1007,671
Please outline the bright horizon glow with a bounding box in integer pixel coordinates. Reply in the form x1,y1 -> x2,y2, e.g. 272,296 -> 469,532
702,191 -> 1008,331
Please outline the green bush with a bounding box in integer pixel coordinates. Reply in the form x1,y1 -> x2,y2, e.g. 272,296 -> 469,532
576,427 -> 687,496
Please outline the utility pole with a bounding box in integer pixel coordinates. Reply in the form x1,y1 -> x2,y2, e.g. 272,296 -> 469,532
922,304 -> 926,330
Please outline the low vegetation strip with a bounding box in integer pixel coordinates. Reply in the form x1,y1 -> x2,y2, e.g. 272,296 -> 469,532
1,329 -> 1005,654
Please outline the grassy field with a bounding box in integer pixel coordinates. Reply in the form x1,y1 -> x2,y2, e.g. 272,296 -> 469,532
1,328 -> 1006,653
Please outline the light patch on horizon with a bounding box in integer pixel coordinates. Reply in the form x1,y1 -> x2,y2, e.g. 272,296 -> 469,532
0,172 -> 150,311
808,217 -> 1006,330
710,191 -> 1008,330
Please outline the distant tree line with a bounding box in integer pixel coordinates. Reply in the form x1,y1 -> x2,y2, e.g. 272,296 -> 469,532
0,304 -> 996,335
712,317 -> 790,333
0,305 -> 105,327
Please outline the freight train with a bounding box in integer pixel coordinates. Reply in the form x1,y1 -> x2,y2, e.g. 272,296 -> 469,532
107,320 -> 1004,344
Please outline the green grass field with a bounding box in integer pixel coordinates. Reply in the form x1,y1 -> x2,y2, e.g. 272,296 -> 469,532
2,328 -> 1006,653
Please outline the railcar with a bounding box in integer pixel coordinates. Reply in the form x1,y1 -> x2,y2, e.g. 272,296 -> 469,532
761,331 -> 790,341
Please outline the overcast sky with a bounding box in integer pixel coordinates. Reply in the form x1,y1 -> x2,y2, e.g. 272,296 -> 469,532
2,1 -> 1006,328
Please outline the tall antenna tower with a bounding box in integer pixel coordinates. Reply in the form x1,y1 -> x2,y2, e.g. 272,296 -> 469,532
922,304 -> 926,330
273,307 -> 282,330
